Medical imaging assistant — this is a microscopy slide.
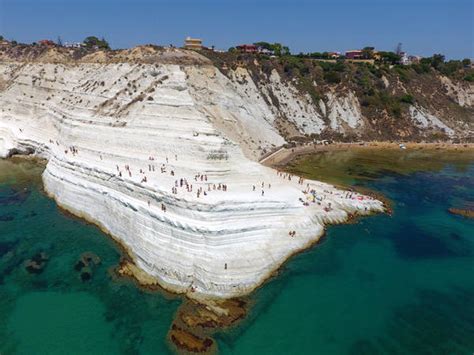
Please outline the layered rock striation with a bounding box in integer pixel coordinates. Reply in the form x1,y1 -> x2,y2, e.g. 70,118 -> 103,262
0,49 -> 384,298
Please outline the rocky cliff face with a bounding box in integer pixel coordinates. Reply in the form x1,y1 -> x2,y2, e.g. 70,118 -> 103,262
204,52 -> 473,145
2,45 -> 470,299
0,47 -> 384,299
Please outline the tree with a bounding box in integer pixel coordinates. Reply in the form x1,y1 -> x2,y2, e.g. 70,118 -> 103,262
0,35 -> 3,41
430,54 -> 445,69
377,51 -> 401,65
440,60 -> 463,76
57,36 -> 63,46
308,52 -> 322,59
362,46 -> 375,59
253,41 -> 273,51
83,36 -> 110,50
462,58 -> 471,67
253,42 -> 290,56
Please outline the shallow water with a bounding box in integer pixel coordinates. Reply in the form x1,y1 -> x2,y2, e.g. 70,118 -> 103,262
217,151 -> 474,354
0,159 -> 179,354
1,152 -> 473,354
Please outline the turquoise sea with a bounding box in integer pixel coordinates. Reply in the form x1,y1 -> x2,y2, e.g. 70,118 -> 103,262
1,153 -> 473,354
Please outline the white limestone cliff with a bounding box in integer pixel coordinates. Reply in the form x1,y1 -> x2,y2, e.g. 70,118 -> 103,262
0,59 -> 384,299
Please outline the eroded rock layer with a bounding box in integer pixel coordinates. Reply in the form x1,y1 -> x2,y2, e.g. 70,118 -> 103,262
0,53 -> 383,298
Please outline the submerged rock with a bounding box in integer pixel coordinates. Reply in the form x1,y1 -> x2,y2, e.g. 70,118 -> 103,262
0,214 -> 15,222
448,208 -> 474,219
80,270 -> 92,282
168,324 -> 215,354
25,252 -> 48,274
74,252 -> 101,281
167,297 -> 247,353
74,260 -> 85,271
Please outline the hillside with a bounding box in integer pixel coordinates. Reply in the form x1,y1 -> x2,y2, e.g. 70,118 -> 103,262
1,44 -> 472,159
203,50 -> 474,144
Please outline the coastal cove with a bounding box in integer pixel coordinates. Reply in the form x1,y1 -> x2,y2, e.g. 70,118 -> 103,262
1,148 -> 473,353
220,147 -> 474,354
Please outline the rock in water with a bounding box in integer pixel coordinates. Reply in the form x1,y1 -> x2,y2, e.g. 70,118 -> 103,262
25,252 -> 49,274
448,208 -> 474,219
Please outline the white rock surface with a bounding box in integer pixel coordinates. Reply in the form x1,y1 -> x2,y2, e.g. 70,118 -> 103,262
0,61 -> 383,299
326,90 -> 364,132
409,105 -> 455,136
261,69 -> 326,134
439,75 -> 474,108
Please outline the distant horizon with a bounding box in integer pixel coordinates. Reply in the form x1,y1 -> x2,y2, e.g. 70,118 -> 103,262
1,0 -> 473,59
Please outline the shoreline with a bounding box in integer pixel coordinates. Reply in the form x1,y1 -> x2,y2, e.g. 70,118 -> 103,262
1,147 -> 449,353
261,142 -> 474,168
2,154 -> 384,302
6,141 -> 470,299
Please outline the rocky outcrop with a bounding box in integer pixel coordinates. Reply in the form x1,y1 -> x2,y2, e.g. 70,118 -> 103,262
0,51 -> 385,299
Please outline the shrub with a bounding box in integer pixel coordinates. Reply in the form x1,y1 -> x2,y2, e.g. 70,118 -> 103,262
464,73 -> 474,82
439,60 -> 463,76
399,94 -> 414,104
324,71 -> 341,83
83,36 -> 110,50
411,63 -> 431,74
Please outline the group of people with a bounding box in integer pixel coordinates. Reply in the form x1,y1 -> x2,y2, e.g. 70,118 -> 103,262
64,145 -> 79,156
195,173 -> 208,182
252,181 -> 271,196
49,139 -> 60,146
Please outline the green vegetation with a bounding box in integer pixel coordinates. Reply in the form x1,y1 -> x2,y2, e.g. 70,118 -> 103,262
464,72 -> 474,82
361,46 -> 375,59
394,65 -> 411,82
298,52 -> 334,59
412,54 -> 468,78
411,62 -> 431,74
399,94 -> 414,104
253,42 -> 290,56
83,36 -> 110,50
376,51 -> 401,65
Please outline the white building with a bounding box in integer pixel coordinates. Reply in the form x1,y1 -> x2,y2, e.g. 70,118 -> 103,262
64,42 -> 84,48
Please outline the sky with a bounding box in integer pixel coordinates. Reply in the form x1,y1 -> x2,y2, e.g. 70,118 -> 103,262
0,0 -> 473,59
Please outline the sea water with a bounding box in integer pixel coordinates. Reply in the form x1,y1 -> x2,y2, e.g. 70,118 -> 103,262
217,150 -> 474,354
0,159 -> 179,354
1,151 -> 473,354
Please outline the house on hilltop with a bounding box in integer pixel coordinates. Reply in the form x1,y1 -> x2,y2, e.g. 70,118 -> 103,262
38,39 -> 56,46
237,44 -> 258,53
184,37 -> 203,50
236,44 -> 274,55
345,50 -> 363,59
64,42 -> 84,48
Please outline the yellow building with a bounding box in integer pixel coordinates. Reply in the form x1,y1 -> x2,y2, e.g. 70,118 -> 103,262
184,37 -> 203,50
